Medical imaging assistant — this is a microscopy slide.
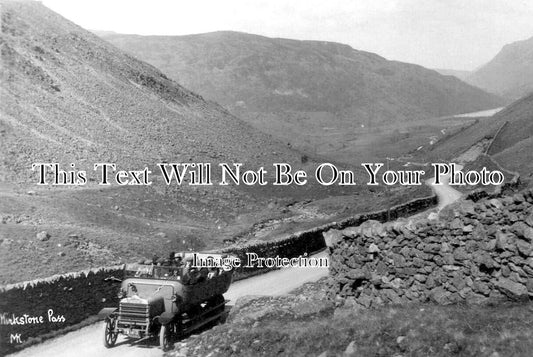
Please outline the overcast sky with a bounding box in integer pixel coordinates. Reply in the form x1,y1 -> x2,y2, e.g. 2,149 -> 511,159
42,0 -> 533,71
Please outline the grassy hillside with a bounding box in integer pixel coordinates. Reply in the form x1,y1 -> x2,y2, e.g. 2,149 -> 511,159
423,92 -> 533,185
467,36 -> 533,100
489,94 -> 533,181
487,94 -> 533,156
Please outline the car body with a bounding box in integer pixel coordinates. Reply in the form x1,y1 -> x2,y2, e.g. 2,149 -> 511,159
99,253 -> 235,350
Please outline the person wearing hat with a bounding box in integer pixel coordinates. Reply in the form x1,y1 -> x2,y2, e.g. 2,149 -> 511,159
181,256 -> 195,284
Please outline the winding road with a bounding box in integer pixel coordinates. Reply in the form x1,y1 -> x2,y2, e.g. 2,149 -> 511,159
427,164 -> 463,211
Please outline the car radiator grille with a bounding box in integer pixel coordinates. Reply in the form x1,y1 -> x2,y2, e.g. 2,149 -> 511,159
118,302 -> 149,325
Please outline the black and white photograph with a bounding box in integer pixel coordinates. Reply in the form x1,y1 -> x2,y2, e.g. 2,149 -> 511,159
1,0 -> 533,356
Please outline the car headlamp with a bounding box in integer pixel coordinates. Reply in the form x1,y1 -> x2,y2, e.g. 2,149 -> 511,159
117,289 -> 126,299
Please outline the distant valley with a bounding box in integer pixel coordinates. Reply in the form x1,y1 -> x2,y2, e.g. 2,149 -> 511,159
99,31 -> 504,163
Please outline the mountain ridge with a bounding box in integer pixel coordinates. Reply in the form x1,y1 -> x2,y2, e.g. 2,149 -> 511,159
433,68 -> 471,81
99,30 -> 504,161
466,35 -> 533,99
100,30 -> 503,119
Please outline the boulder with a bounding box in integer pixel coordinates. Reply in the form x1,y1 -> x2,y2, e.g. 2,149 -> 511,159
488,199 -> 503,210
453,247 -> 469,261
495,278 -> 528,300
474,252 -> 497,270
430,286 -> 451,305
511,222 -> 533,242
367,243 -> 380,254
495,232 -> 512,250
525,213 -> 533,228
342,226 -> 360,239
36,231 -> 50,241
513,193 -> 525,204
526,279 -> 533,294
345,268 -> 367,280
323,229 -> 343,247
472,281 -> 491,296
516,240 -> 532,256
450,218 -> 464,230
382,289 -> 403,304
344,341 -> 358,356
462,224 -> 474,233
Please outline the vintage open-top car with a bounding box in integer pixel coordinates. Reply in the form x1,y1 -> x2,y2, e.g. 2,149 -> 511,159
98,252 -> 235,350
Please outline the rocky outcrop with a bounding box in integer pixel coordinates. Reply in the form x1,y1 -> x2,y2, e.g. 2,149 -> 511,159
329,189 -> 533,307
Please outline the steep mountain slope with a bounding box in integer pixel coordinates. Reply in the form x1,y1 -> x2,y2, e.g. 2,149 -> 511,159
0,4 -> 301,183
425,92 -> 533,183
488,94 -> 533,180
100,31 -> 503,131
466,36 -> 533,99
0,1 -> 321,282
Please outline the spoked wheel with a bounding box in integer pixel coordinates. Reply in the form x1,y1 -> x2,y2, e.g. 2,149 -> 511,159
103,317 -> 118,348
160,323 -> 175,351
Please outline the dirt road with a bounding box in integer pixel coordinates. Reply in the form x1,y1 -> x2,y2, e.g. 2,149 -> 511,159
426,164 -> 463,211
8,252 -> 329,357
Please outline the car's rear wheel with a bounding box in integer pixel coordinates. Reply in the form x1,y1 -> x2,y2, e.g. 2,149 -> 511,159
103,317 -> 118,348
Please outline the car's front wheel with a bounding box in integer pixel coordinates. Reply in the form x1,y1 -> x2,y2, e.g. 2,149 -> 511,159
160,323 -> 175,351
103,317 -> 118,348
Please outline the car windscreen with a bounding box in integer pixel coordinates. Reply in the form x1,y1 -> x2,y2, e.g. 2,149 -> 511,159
124,263 -> 154,278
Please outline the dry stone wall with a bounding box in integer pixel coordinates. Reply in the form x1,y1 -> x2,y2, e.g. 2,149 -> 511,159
0,266 -> 123,354
328,189 -> 533,308
466,153 -> 521,202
